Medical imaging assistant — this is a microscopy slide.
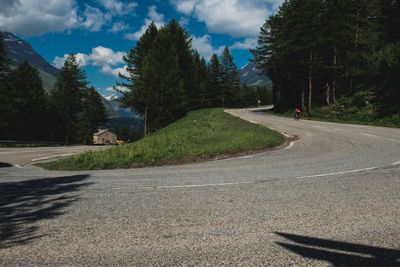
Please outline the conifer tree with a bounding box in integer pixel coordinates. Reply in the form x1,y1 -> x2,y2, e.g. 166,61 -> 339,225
6,61 -> 48,140
50,54 -> 88,143
220,47 -> 240,107
209,54 -> 223,107
0,32 -> 11,139
120,23 -> 158,135
77,87 -> 108,144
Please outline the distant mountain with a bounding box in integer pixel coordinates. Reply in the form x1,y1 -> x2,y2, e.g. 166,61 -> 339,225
2,32 -> 59,91
1,31 -> 135,119
239,62 -> 271,88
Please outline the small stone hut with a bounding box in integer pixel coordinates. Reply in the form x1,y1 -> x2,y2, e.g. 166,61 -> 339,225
93,129 -> 117,145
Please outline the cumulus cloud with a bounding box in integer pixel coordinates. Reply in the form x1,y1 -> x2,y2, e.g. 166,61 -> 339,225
53,53 -> 89,68
230,37 -> 258,50
125,6 -> 165,41
98,0 -> 137,16
109,21 -> 129,33
191,34 -> 224,60
52,46 -> 127,78
82,5 -> 111,32
0,0 -> 81,36
171,0 -> 284,37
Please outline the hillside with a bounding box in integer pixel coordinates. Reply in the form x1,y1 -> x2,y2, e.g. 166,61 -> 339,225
3,32 -> 59,90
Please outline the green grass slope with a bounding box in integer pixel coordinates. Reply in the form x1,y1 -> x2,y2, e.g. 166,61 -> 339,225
41,109 -> 284,170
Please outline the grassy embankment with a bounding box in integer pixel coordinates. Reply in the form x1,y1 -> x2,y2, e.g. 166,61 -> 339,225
41,108 -> 284,170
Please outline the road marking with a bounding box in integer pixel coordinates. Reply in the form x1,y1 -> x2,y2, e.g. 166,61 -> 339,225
14,164 -> 23,169
297,167 -> 378,179
218,155 -> 254,162
144,181 -> 253,189
249,120 -> 258,124
392,161 -> 400,166
361,133 -> 400,143
284,141 -> 295,150
31,153 -> 75,162
334,128 -> 351,133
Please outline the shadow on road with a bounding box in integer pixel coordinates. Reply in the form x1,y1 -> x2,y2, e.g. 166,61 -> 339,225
275,232 -> 400,267
0,174 -> 92,249
0,162 -> 12,168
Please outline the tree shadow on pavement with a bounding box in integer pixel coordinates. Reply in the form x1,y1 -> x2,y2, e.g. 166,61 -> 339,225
0,174 -> 92,249
275,232 -> 400,267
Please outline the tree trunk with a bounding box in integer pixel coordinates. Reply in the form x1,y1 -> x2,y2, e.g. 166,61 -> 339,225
65,123 -> 69,144
333,47 -> 337,103
144,106 -> 148,136
301,86 -> 305,111
326,83 -> 331,105
308,51 -> 313,114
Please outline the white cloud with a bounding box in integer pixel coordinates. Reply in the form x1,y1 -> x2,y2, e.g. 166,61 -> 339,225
109,21 -> 129,33
82,5 -> 111,32
191,34 -> 224,60
230,37 -> 258,50
90,46 -> 125,66
0,0 -> 81,36
98,0 -> 137,16
171,0 -> 284,37
52,53 -> 89,68
100,65 -> 128,78
125,6 -> 165,41
52,46 -> 127,78
170,0 -> 198,15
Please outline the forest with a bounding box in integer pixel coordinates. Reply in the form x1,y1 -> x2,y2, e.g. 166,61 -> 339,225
0,44 -> 107,144
252,0 -> 400,119
119,20 -> 268,136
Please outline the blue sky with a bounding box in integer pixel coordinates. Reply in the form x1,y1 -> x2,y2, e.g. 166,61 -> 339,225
0,0 -> 283,96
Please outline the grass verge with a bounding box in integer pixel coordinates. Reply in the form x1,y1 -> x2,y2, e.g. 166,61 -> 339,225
40,108 -> 284,170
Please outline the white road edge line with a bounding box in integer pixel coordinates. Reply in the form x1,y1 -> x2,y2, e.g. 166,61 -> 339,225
142,166 -> 381,190
147,181 -> 253,189
284,141 -> 295,150
249,120 -> 258,124
361,132 -> 400,143
218,155 -> 254,162
297,167 -> 378,179
392,161 -> 400,166
14,164 -> 23,169
31,153 -> 75,162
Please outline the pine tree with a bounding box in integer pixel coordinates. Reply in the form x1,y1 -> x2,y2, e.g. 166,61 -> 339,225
77,87 -> 108,144
209,54 -> 223,107
50,54 -> 88,143
191,51 -> 209,109
163,20 -> 195,112
220,47 -> 240,107
0,32 -> 11,139
6,61 -> 48,140
140,29 -> 185,132
120,23 -> 158,135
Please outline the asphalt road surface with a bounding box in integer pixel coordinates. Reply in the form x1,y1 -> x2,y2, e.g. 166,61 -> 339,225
0,109 -> 399,266
0,145 -> 108,166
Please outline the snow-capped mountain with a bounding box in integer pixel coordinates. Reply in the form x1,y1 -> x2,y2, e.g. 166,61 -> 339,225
239,62 -> 271,87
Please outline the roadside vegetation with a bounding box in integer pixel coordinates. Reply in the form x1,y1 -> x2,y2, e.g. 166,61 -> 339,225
40,109 -> 284,170
276,92 -> 400,128
253,0 -> 400,123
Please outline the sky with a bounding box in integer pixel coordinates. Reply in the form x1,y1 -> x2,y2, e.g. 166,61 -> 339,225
0,0 -> 283,97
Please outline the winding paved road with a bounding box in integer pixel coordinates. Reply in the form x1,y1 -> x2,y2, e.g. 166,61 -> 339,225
1,109 -> 399,266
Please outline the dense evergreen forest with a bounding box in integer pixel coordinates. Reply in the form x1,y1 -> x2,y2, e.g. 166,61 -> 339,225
120,20 -> 268,135
252,0 -> 400,118
0,35 -> 107,143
